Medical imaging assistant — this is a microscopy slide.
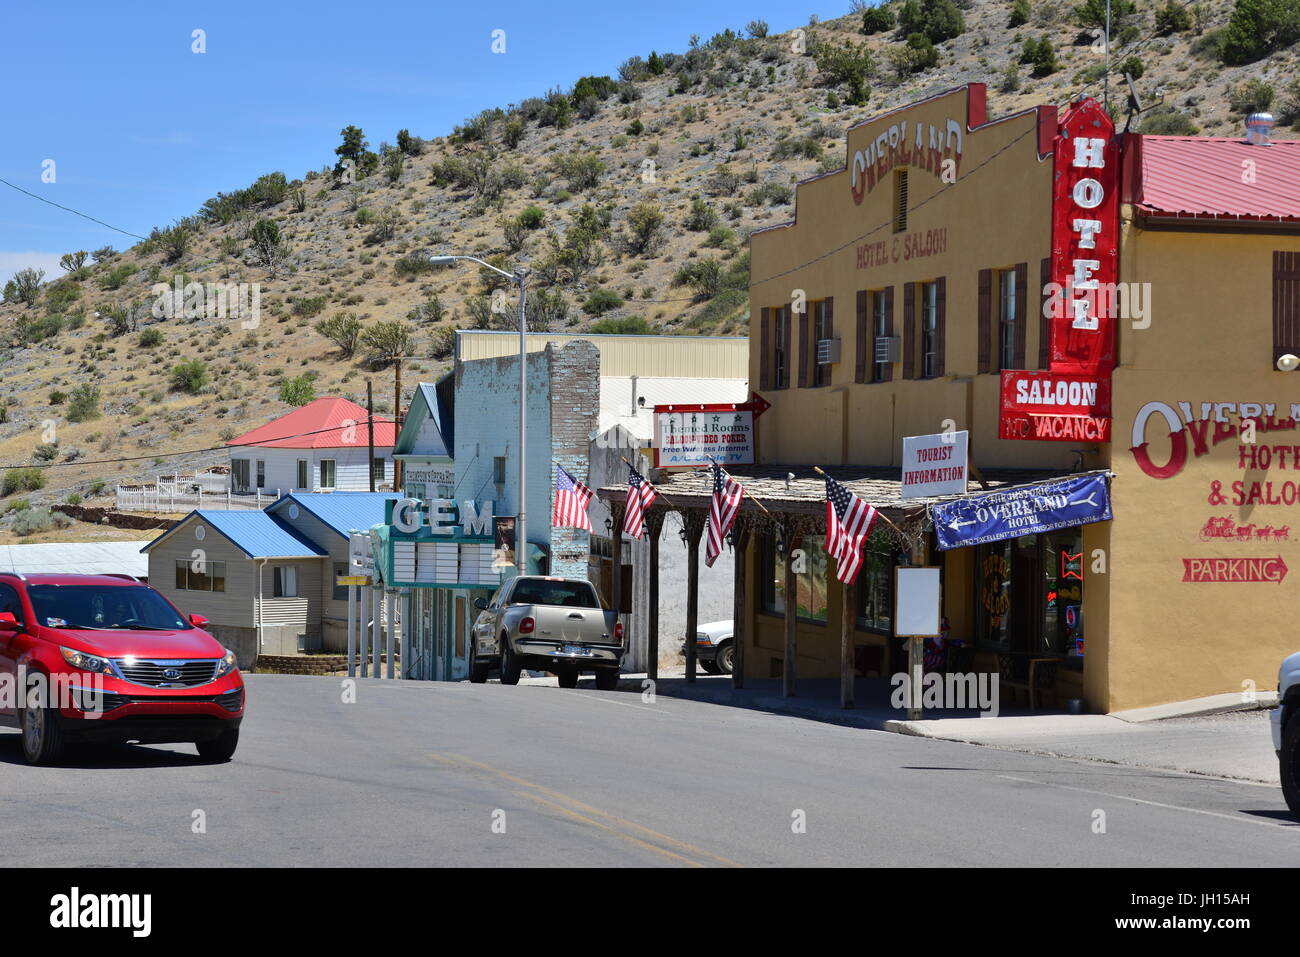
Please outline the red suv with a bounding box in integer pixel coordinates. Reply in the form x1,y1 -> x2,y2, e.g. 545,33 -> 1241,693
0,572 -> 244,765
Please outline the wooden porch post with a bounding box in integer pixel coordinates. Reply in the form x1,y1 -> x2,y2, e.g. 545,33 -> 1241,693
684,511 -> 706,684
907,531 -> 926,720
610,504 -> 624,635
840,574 -> 855,709
731,520 -> 750,690
646,509 -> 664,685
783,528 -> 800,698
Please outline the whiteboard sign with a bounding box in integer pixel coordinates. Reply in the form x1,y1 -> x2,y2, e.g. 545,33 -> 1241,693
894,567 -> 942,637
900,431 -> 968,498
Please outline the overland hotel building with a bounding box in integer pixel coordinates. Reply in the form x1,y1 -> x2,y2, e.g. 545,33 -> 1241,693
605,82 -> 1300,713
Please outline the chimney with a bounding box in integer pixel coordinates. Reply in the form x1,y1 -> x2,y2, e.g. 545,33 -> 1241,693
1245,112 -> 1275,147
630,375 -> 639,415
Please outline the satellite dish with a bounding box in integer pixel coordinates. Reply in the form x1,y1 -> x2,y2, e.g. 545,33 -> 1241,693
1125,73 -> 1143,114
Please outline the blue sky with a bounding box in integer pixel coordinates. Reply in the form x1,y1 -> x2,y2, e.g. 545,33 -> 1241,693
1,0 -> 839,285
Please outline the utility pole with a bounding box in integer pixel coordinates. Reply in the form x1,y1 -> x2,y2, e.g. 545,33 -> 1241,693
394,357 -> 404,492
1103,0 -> 1111,112
366,380 -> 375,493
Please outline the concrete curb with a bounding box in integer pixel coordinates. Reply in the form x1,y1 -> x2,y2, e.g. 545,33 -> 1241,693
1110,691 -> 1278,722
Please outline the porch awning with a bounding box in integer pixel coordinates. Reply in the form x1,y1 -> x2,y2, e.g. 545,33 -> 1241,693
596,464 -> 1085,521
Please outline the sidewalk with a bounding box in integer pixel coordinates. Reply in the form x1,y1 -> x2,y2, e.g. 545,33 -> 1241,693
635,670 -> 1281,786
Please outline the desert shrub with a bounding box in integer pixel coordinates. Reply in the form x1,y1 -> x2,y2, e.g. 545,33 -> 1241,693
278,373 -> 316,406
862,5 -> 896,32
685,198 -> 720,232
624,201 -> 666,254
1154,0 -> 1193,32
394,253 -> 438,278
590,315 -> 653,334
12,507 -> 58,537
1074,0 -> 1135,28
316,312 -> 363,357
1008,0 -> 1032,26
170,359 -> 210,393
33,444 -> 58,463
550,153 -> 605,191
1221,0 -> 1300,64
2,468 -> 43,496
66,383 -> 101,423
292,295 -> 328,317
1119,54 -> 1145,78
519,206 -> 546,229
582,288 -> 623,316
360,320 -> 414,369
747,182 -> 793,206
1228,77 -> 1275,114
1021,36 -> 1059,75
407,296 -> 446,323
813,40 -> 874,105
1139,109 -> 1200,134
526,288 -> 568,331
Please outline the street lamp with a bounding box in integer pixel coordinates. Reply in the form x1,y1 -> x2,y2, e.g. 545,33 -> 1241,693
429,254 -> 530,572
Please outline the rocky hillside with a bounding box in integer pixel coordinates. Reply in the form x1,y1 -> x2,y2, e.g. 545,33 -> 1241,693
0,0 -> 1295,538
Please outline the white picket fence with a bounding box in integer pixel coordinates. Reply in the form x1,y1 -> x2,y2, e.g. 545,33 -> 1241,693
115,485 -> 283,514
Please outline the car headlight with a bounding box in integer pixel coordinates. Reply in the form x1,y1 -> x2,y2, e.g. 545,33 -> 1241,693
61,646 -> 115,676
215,648 -> 238,677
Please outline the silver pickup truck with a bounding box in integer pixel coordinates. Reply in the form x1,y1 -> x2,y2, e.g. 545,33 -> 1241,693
469,576 -> 623,689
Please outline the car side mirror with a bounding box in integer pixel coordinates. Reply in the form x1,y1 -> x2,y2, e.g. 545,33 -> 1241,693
0,612 -> 18,631
190,613 -> 210,628
473,598 -> 489,611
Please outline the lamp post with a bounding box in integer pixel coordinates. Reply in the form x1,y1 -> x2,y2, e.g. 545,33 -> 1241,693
428,255 -> 529,572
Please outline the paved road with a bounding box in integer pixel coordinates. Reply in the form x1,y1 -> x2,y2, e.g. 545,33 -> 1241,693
1,674 -> 1296,867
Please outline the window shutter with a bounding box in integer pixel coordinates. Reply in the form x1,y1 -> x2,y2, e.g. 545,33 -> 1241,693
781,306 -> 792,389
760,307 -> 772,390
798,308 -> 810,388
1038,257 -> 1052,369
977,268 -> 992,374
1275,251 -> 1300,363
855,291 -> 868,383
824,296 -> 834,339
902,283 -> 915,380
934,277 -> 946,377
882,286 -> 894,383
1013,261 -> 1028,370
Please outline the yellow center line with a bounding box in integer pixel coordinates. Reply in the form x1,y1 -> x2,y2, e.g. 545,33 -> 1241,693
515,791 -> 705,867
430,752 -> 741,868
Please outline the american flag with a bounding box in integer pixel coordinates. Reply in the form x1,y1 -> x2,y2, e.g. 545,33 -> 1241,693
705,463 -> 744,567
622,464 -> 657,538
552,464 -> 593,531
824,474 -> 879,585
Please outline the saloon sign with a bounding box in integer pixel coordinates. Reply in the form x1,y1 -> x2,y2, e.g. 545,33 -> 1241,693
999,370 -> 1112,441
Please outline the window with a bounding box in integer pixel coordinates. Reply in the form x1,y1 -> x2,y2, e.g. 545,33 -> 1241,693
872,290 -> 890,382
175,559 -> 225,592
892,169 -> 908,234
760,535 -> 828,623
273,566 -> 298,598
333,563 -> 349,601
920,281 -> 938,378
256,459 -> 265,489
320,459 -> 337,489
493,456 -> 507,485
509,578 -> 600,608
372,457 -> 386,485
855,530 -> 901,632
1275,251 -> 1300,365
976,531 -> 1084,657
231,459 -> 250,493
296,459 -> 309,490
0,583 -> 25,628
998,269 -> 1018,371
812,299 -> 832,387
773,307 -> 789,389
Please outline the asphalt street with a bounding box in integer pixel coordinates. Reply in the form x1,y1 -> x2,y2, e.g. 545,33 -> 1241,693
1,673 -> 1296,867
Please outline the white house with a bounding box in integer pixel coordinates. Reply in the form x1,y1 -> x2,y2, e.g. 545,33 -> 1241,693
225,397 -> 397,494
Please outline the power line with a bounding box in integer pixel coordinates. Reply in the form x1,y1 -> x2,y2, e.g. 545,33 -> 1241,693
0,416 -> 394,472
0,176 -> 148,242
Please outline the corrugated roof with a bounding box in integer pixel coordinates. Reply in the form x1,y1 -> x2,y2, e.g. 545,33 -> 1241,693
268,492 -> 402,538
143,511 -> 327,559
597,377 -> 749,442
226,397 -> 397,449
1130,134 -> 1300,223
0,541 -> 151,577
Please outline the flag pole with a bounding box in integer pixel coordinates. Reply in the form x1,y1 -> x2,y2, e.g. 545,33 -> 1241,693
707,455 -> 774,519
812,465 -> 907,539
620,454 -> 680,508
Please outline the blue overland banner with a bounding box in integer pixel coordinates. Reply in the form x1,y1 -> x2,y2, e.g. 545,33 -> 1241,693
931,472 -> 1113,551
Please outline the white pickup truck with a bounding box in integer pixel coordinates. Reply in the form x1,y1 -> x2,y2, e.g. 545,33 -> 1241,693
469,576 -> 623,690
1274,651 -> 1300,817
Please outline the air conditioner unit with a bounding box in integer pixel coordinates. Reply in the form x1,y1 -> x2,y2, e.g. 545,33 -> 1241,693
817,338 -> 841,365
874,336 -> 900,363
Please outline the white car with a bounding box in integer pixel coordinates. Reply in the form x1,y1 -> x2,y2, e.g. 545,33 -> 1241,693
1274,651 -> 1300,817
693,619 -> 734,675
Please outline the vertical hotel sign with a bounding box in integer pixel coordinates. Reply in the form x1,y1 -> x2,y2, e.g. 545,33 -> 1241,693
1000,96 -> 1118,440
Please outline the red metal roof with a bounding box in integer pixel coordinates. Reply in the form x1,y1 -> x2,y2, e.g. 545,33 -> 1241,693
1126,133 -> 1300,224
225,397 -> 396,449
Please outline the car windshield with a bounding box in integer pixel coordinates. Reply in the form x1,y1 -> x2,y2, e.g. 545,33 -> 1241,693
27,584 -> 190,631
510,579 -> 600,608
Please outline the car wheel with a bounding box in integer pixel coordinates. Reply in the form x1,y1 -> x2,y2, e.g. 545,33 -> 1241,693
716,640 -> 735,675
197,728 -> 239,762
1282,709 -> 1300,818
468,656 -> 489,683
499,635 -> 522,686
594,668 -> 620,691
700,660 -> 722,675
19,697 -> 65,766
556,668 -> 579,689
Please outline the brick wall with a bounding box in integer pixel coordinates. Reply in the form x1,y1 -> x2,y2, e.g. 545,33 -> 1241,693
547,340 -> 600,578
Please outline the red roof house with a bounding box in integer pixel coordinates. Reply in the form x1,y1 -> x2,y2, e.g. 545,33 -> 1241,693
225,398 -> 397,493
